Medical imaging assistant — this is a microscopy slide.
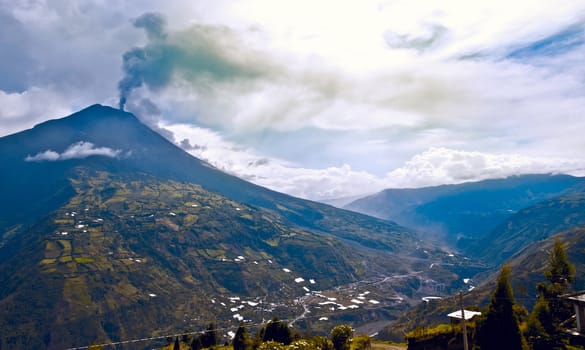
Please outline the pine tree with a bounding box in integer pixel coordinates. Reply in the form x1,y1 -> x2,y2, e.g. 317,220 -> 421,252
541,236 -> 575,324
233,323 -> 250,350
475,264 -> 524,350
526,296 -> 555,350
263,317 -> 292,345
201,322 -> 219,348
191,335 -> 203,350
526,236 -> 575,349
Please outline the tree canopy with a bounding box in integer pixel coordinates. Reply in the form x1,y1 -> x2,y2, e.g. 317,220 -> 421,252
262,317 -> 293,345
233,323 -> 250,350
526,236 -> 575,349
475,264 -> 524,350
329,325 -> 353,350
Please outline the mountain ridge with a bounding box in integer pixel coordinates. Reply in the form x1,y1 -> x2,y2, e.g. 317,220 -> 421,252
0,104 -> 472,349
0,104 -> 417,253
344,174 -> 585,249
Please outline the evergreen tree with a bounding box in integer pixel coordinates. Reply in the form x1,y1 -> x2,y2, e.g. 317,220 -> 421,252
233,323 -> 250,350
263,317 -> 292,345
526,296 -> 555,350
251,327 -> 265,350
329,325 -> 353,350
526,236 -> 575,349
541,236 -> 575,324
191,335 -> 203,350
201,322 -> 219,348
475,264 -> 524,350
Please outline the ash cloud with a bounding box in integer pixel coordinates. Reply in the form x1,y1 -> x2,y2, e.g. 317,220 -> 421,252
118,13 -> 167,110
133,12 -> 167,40
117,12 -> 269,111
25,141 -> 121,162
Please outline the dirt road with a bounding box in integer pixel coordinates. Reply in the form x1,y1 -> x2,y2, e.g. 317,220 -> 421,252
372,342 -> 407,350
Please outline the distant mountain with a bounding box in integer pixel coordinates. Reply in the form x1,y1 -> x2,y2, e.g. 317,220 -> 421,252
468,191 -> 585,265
345,175 -> 585,248
0,105 -> 469,349
319,194 -> 373,208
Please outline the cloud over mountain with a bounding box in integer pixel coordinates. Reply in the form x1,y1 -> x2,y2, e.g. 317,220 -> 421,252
2,1 -> 585,198
168,123 -> 585,200
25,141 -> 121,162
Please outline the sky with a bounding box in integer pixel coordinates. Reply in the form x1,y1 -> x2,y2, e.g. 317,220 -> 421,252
1,0 -> 585,201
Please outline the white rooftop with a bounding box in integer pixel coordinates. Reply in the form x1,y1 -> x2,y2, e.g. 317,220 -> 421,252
447,310 -> 482,320
566,292 -> 585,303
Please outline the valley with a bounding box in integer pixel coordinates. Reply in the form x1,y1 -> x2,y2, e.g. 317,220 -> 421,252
1,105 -> 584,349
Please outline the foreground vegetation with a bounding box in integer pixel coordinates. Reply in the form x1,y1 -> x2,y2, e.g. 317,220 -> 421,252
151,321 -> 395,350
405,237 -> 582,349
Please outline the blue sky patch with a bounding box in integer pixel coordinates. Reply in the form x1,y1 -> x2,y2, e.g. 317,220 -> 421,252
507,25 -> 584,59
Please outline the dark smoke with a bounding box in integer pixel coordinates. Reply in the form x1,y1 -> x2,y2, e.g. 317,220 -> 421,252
116,11 -> 269,111
118,12 -> 167,111
118,96 -> 126,111
133,12 -> 167,40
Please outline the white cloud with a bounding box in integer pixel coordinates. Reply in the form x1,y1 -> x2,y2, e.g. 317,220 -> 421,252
25,150 -> 60,162
25,141 -> 121,162
113,1 -> 585,177
167,123 -> 585,201
3,0 -> 585,197
166,123 -> 387,200
384,147 -> 585,189
0,88 -> 73,136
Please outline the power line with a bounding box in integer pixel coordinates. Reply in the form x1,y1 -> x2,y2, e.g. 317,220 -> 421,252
64,311 -> 340,350
66,321 -> 265,350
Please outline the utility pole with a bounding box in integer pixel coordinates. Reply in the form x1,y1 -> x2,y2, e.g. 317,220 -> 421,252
460,291 -> 469,350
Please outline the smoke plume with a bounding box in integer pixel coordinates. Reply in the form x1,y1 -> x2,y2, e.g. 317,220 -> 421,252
117,12 -> 271,111
118,12 -> 167,111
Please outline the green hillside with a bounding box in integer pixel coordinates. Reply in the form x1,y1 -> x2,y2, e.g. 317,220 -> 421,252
0,170 -> 360,348
469,192 -> 585,265
0,168 -> 475,349
379,226 -> 585,342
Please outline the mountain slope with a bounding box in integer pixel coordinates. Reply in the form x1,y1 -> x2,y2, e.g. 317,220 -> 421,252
0,105 -> 415,255
0,170 -> 379,348
469,191 -> 585,265
345,174 -> 585,247
0,105 -> 467,349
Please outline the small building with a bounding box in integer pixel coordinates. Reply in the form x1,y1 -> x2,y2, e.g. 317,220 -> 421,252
564,291 -> 585,344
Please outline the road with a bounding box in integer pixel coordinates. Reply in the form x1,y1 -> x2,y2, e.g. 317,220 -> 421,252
372,343 -> 407,350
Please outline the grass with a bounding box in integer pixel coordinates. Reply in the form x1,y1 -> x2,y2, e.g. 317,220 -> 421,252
371,341 -> 407,350
265,239 -> 280,247
406,323 -> 454,339
183,214 -> 199,226
44,240 -> 61,259
204,249 -> 226,258
57,239 -> 72,254
59,256 -> 73,263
